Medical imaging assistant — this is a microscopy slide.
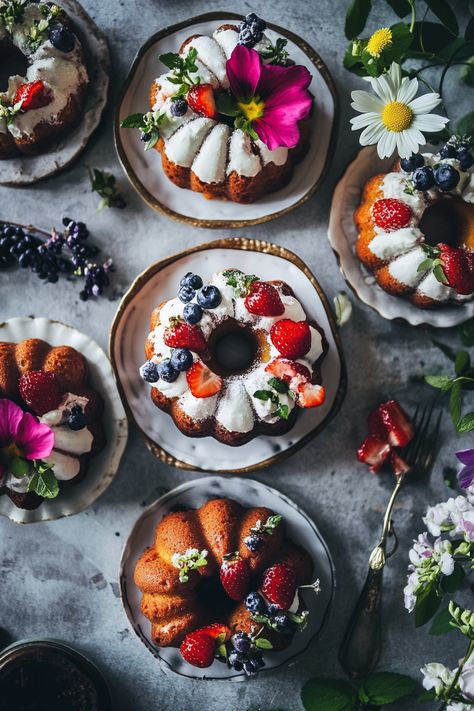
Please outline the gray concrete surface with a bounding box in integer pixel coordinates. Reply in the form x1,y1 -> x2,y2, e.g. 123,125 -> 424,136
0,1 -> 472,709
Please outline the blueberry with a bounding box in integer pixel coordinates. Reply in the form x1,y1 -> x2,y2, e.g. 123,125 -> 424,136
274,613 -> 293,634
67,406 -> 87,431
183,303 -> 203,324
244,533 -> 262,553
171,97 -> 188,117
238,12 -> 266,47
178,285 -> 195,303
197,285 -> 221,309
233,633 -> 251,654
458,149 -> 474,171
180,272 -> 203,290
243,655 -> 264,676
140,131 -> 152,142
439,143 -> 457,159
434,163 -> 460,192
400,153 -> 424,172
170,348 -> 193,372
228,650 -> 243,671
266,603 -> 280,617
157,359 -> 179,382
412,166 -> 435,191
244,591 -> 266,614
49,24 -> 75,52
140,360 -> 159,383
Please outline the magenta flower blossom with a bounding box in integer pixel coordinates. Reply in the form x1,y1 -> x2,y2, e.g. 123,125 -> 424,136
0,398 -> 54,477
225,45 -> 312,151
456,449 -> 474,489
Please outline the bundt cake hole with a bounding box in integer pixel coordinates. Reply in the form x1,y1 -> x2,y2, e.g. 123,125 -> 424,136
208,320 -> 259,376
419,197 -> 474,250
196,576 -> 236,618
0,43 -> 28,92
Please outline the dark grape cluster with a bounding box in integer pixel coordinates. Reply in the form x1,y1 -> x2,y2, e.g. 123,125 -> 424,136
227,632 -> 265,676
0,218 -> 114,302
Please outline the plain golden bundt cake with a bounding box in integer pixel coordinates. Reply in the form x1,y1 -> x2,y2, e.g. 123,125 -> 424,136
135,498 -> 315,673
0,338 -> 104,509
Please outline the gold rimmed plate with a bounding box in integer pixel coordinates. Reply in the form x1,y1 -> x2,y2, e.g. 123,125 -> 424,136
114,12 -> 337,228
109,238 -> 346,473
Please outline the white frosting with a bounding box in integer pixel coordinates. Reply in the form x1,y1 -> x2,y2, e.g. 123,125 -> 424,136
380,173 -> 426,219
227,129 -> 261,177
369,227 -> 422,260
187,36 -> 228,87
44,450 -> 80,481
307,326 -> 324,362
388,247 -> 427,287
154,371 -> 189,398
417,271 -> 453,301
178,390 -> 218,420
158,101 -> 196,140
212,28 -> 239,59
3,473 -> 30,493
244,364 -> 296,424
192,123 -> 230,184
256,138 -> 288,167
215,380 -> 254,433
164,117 -> 215,167
53,426 -> 93,456
256,294 -> 306,332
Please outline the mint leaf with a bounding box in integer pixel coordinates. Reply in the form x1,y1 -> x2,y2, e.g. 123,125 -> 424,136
358,672 -> 417,705
268,377 -> 288,394
216,92 -> 239,116
254,637 -> 273,650
458,411 -> 474,433
424,374 -> 453,390
254,390 -> 272,401
429,606 -> 456,635
27,466 -> 59,499
276,404 -> 290,420
433,263 -> 449,284
9,456 -> 30,476
449,379 -> 462,427
455,350 -> 470,375
417,258 -> 433,272
344,0 -> 372,40
301,678 -> 356,711
159,51 -> 181,69
120,113 -> 145,129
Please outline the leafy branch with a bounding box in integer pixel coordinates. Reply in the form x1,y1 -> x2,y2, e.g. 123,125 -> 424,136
301,671 -> 418,710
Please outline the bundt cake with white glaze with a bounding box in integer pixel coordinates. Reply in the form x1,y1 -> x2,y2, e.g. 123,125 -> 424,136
0,338 -> 104,509
121,13 -> 313,203
139,268 -> 328,446
134,497 -> 317,672
355,137 -> 474,308
0,0 -> 88,157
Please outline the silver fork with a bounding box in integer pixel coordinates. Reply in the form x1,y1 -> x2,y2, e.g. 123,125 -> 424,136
339,399 -> 442,679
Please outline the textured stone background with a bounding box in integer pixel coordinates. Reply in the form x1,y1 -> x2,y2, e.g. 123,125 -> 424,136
0,1 -> 472,709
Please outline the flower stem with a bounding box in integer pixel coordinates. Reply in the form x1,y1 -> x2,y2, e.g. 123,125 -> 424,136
409,0 -> 416,34
438,637 -> 474,710
0,219 -> 51,238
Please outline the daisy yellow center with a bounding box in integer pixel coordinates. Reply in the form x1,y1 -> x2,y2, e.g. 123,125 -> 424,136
367,27 -> 393,57
381,101 -> 413,132
238,98 -> 265,122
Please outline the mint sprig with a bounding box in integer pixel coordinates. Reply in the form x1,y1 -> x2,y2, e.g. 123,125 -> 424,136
249,514 -> 283,536
261,38 -> 290,66
417,244 -> 449,285
223,269 -> 259,296
254,377 -> 291,420
26,460 -> 59,499
0,0 -> 27,33
88,168 -> 126,210
159,47 -> 200,95
27,3 -> 61,51
301,672 -> 418,711
120,110 -> 165,150
0,98 -> 22,126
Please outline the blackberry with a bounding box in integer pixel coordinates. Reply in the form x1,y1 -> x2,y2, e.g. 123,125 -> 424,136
68,406 -> 87,431
238,13 -> 266,47
171,97 -> 188,117
244,533 -> 262,553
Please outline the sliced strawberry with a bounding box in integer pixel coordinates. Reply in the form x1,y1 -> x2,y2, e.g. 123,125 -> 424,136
220,553 -> 251,601
180,630 -> 216,668
378,400 -> 414,447
14,80 -> 53,111
164,320 -> 207,352
372,198 -> 412,231
390,451 -> 410,477
187,83 -> 217,118
357,435 -> 391,473
438,244 -> 474,296
265,357 -> 311,383
296,381 -> 325,408
244,281 -> 284,316
270,320 -> 311,359
368,406 -> 388,441
200,623 -> 231,642
261,563 -> 297,610
18,370 -> 62,416
186,361 -> 222,398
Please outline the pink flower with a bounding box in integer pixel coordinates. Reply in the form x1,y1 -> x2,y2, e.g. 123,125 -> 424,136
225,45 -> 312,151
0,399 -> 54,468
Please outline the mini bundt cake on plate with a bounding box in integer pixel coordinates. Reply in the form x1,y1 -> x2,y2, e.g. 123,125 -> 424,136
0,0 -> 89,157
140,268 -> 328,446
0,337 -> 105,509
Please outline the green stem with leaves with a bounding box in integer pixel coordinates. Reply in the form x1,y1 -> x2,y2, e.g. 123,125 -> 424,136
438,637 -> 474,711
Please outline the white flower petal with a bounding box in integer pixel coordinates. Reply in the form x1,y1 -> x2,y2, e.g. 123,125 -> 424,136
396,77 -> 418,105
412,114 -> 449,132
408,93 -> 442,114
377,130 -> 397,158
372,73 -> 396,104
350,112 -> 380,129
359,120 -> 385,145
350,90 -> 384,113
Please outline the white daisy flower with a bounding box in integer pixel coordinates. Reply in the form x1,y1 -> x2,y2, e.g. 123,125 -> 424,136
350,62 -> 449,159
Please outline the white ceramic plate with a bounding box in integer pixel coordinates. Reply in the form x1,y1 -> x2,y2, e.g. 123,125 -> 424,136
0,0 -> 110,187
119,475 -> 335,680
0,317 -> 128,523
114,12 -> 337,228
109,238 -> 346,473
328,145 -> 474,328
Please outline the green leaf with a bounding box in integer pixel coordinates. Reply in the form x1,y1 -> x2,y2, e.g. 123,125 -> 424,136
460,318 -> 474,347
159,51 -> 180,69
457,110 -> 474,138
216,92 -> 239,117
424,0 -> 459,35
344,0 -> 372,40
254,637 -> 273,650
145,132 -> 159,151
120,112 -> 145,129
268,377 -> 288,394
458,411 -> 474,433
301,678 -> 356,711
429,606 -> 456,635
441,562 -> 465,593
433,263 -> 448,284
409,21 -> 454,55
417,258 -> 433,272
455,350 -> 471,375
460,56 -> 474,86
9,456 -> 30,476
424,374 -> 453,390
449,379 -> 462,427
385,0 -> 412,17
253,390 -> 272,401
27,467 -> 59,499
276,404 -> 290,420
415,584 -> 442,627
358,672 -> 417,705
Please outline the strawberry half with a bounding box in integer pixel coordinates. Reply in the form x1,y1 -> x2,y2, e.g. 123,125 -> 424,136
270,320 -> 311,359
220,553 -> 251,601
296,381 -> 326,408
265,357 -> 311,383
200,623 -> 231,642
164,320 -> 207,352
186,361 -> 222,398
357,435 -> 391,473
244,281 -> 284,316
187,83 -> 217,118
18,370 -> 62,416
180,623 -> 230,668
261,563 -> 297,610
438,244 -> 474,296
14,80 -> 53,111
378,400 -> 414,447
372,198 -> 412,231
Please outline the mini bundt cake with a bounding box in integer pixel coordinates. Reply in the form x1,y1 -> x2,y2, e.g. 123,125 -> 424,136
0,338 -> 104,509
121,13 -> 313,203
0,0 -> 89,157
139,268 -> 328,446
134,498 -> 315,672
355,138 -> 474,308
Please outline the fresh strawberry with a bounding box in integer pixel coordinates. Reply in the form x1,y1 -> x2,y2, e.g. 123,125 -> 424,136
438,244 -> 474,296
199,623 -> 231,642
163,319 -> 207,352
261,563 -> 297,610
357,435 -> 391,473
378,400 -> 414,447
296,381 -> 326,408
180,629 -> 217,668
220,553 -> 251,601
372,198 -> 412,231
390,451 -> 410,477
14,80 -> 52,111
368,406 -> 388,441
187,83 -> 218,118
265,357 -> 311,383
244,281 -> 284,316
18,370 -> 62,416
270,320 -> 311,359
186,361 -> 222,398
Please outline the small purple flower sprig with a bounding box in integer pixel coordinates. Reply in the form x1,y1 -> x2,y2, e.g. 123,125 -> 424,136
0,217 -> 115,302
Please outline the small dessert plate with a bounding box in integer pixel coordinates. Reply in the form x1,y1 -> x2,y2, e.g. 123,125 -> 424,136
119,475 -> 335,681
109,238 -> 346,473
0,317 -> 128,524
328,145 -> 474,328
0,0 -> 110,187
114,11 -> 337,228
